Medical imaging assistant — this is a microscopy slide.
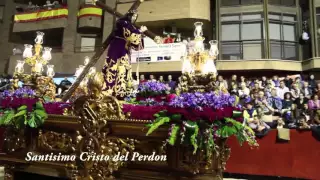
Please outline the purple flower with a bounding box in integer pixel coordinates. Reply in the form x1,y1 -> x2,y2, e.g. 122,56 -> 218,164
2,87 -> 36,98
169,92 -> 236,110
138,82 -> 170,97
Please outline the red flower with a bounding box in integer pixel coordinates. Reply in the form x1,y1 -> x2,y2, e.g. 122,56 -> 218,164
166,94 -> 176,102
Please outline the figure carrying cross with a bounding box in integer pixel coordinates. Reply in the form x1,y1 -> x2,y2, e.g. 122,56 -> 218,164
102,9 -> 148,99
62,0 -> 161,102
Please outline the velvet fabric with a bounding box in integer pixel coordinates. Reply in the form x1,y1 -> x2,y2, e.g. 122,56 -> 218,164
102,18 -> 144,99
226,129 -> 320,180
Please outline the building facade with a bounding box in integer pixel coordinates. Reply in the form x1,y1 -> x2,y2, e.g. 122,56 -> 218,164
1,0 -> 320,77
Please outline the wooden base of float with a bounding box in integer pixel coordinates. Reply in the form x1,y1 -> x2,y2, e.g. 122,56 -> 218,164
0,115 -> 230,180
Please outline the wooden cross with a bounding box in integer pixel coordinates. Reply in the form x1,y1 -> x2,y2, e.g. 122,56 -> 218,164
62,0 -> 158,101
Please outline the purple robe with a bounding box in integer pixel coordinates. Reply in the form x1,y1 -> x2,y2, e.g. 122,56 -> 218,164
102,19 -> 144,99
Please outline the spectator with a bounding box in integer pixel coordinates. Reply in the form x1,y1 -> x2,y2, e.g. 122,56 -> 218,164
284,75 -> 293,88
308,94 -> 320,125
290,83 -> 300,100
282,92 -> 294,124
243,101 -> 270,136
302,81 -> 312,99
297,103 -> 311,129
238,82 -> 250,97
309,74 -> 317,90
261,76 -> 267,88
276,80 -> 289,99
295,77 -> 303,89
272,75 -> 280,87
216,75 -> 228,91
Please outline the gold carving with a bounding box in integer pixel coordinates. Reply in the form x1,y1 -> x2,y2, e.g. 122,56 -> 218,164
73,72 -> 136,179
37,130 -> 76,153
3,127 -> 26,153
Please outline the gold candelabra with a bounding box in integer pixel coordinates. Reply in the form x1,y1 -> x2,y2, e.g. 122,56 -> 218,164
179,22 -> 220,93
12,31 -> 56,101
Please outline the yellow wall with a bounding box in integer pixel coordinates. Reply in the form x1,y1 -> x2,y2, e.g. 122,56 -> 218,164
117,0 -> 211,22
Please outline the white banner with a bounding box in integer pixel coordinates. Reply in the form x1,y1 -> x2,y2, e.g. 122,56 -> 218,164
130,42 -> 186,63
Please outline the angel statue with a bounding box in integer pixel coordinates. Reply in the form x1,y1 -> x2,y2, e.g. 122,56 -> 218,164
102,9 -> 148,100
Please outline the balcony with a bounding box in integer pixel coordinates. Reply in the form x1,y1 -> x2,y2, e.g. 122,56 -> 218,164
116,0 -> 211,30
13,7 -> 68,33
78,4 -> 103,32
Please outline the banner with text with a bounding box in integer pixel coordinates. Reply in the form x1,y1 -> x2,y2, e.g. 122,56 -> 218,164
130,43 -> 186,63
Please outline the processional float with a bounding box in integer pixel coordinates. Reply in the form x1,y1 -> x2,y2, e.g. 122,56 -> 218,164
0,1 -> 257,180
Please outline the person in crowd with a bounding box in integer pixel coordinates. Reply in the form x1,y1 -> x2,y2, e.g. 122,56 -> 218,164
302,81 -> 312,99
264,81 -> 272,98
309,74 -> 317,90
229,74 -> 237,90
276,80 -> 289,99
272,75 -> 280,87
239,76 -> 246,87
268,88 -> 283,114
255,90 -> 284,128
261,76 -> 267,88
295,76 -> 303,89
230,84 -> 239,96
251,81 -> 261,95
282,92 -> 294,124
296,103 -> 311,129
295,93 -> 308,112
243,101 -> 270,137
216,75 -> 228,91
163,34 -> 174,44
284,75 -> 293,88
58,77 -> 72,94
238,82 -> 250,98
290,83 -> 300,100
314,83 -> 320,97
308,94 -> 320,125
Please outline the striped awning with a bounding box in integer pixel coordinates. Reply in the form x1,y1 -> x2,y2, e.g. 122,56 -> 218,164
78,5 -> 103,18
14,7 -> 68,23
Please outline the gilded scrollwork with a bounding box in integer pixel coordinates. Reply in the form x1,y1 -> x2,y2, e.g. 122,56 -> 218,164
3,127 -> 26,153
37,130 -> 76,153
73,72 -> 137,179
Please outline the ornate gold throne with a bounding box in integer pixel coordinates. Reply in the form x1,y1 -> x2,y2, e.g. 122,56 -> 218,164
0,72 -> 230,180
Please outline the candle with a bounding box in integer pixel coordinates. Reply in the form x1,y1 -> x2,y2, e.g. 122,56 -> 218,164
35,61 -> 43,74
46,65 -> 55,77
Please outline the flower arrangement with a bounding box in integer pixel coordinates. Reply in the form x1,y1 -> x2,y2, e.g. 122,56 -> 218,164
124,91 -> 258,158
137,82 -> 170,101
0,87 -> 71,129
168,92 -> 236,110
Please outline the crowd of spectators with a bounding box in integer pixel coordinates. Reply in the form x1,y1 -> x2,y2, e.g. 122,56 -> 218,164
215,74 -> 320,137
16,1 -> 65,13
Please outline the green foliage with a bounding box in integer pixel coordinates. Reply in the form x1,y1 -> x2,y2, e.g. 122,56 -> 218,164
0,101 -> 48,129
168,124 -> 180,145
146,111 -> 258,157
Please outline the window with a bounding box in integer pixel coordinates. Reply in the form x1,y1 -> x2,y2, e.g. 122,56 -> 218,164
80,37 -> 96,52
221,0 -> 262,6
268,0 -> 296,6
268,13 -> 297,60
221,13 -> 264,60
316,8 -> 320,56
